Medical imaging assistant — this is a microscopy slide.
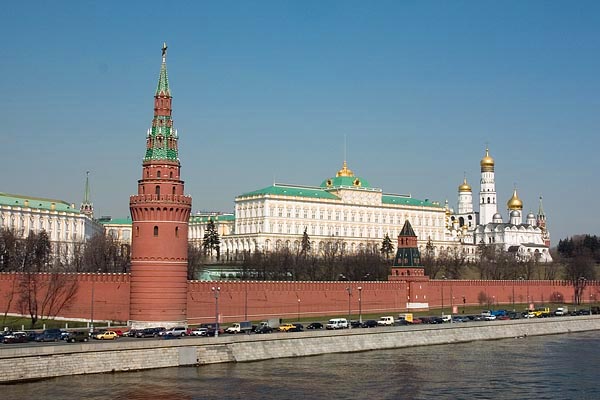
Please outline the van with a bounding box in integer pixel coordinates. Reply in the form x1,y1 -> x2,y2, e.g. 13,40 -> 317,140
326,318 -> 348,330
377,316 -> 395,326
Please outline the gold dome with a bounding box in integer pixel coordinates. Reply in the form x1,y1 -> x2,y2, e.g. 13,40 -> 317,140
458,177 -> 472,192
336,161 -> 354,177
507,188 -> 523,210
480,147 -> 495,172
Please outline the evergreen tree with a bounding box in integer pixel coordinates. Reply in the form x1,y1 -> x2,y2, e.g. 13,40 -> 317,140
202,219 -> 221,259
380,234 -> 394,260
301,228 -> 311,254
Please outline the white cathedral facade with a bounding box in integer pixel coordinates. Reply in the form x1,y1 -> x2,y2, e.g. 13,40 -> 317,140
445,148 -> 552,262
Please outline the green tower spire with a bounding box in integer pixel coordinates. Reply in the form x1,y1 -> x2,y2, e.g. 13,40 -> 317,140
144,42 -> 178,163
156,42 -> 170,96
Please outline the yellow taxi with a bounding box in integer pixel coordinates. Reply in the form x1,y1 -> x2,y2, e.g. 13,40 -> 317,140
95,330 -> 118,340
278,323 -> 297,332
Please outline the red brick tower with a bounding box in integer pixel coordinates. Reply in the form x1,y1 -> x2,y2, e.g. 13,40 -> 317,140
389,220 -> 429,310
129,43 -> 192,328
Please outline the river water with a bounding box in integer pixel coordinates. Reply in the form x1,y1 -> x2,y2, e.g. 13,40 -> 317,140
3,331 -> 599,399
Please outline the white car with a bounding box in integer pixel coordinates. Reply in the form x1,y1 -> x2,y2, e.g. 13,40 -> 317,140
190,328 -> 208,336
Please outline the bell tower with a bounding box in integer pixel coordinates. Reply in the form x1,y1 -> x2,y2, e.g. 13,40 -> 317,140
129,43 -> 192,328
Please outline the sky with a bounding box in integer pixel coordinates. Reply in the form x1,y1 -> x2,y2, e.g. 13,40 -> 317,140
1,1 -> 599,242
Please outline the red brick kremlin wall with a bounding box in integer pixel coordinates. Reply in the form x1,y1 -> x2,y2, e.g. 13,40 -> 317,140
0,273 -> 598,325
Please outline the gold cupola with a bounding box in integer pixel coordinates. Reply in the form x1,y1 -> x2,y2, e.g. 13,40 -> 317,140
507,188 -> 523,210
336,160 -> 354,177
480,147 -> 495,172
458,177 -> 472,192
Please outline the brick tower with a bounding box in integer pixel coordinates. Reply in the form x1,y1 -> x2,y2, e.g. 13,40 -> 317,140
389,220 -> 429,310
129,43 -> 192,328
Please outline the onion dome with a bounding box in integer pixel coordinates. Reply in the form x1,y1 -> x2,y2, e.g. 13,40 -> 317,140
480,147 -> 495,172
336,161 -> 354,177
507,188 -> 523,210
458,177 -> 472,192
527,212 -> 535,219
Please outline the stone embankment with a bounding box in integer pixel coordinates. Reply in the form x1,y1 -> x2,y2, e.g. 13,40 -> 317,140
1,316 -> 599,383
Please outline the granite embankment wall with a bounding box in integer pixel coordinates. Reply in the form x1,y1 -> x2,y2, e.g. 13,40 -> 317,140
1,316 -> 599,384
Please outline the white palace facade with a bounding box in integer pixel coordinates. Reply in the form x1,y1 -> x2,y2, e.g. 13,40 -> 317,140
220,161 -> 447,256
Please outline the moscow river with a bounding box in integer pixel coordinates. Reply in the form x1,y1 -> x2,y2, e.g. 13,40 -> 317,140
3,330 -> 599,399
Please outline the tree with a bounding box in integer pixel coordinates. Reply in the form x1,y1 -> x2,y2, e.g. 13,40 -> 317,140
380,234 -> 394,260
301,228 -> 311,255
202,219 -> 221,260
79,234 -> 130,273
559,235 -> 598,304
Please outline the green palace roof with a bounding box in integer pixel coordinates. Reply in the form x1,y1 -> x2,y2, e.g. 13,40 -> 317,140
189,214 -> 235,223
382,195 -> 441,208
0,192 -> 79,213
98,217 -> 133,225
239,185 -> 340,200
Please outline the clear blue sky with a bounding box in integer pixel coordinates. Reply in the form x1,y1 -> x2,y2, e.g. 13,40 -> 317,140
2,1 -> 599,242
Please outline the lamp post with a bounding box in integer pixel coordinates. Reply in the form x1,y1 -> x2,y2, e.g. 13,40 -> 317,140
357,286 -> 363,324
441,275 -> 447,318
346,287 -> 352,329
297,298 -> 301,321
90,274 -> 96,336
211,286 -> 221,337
578,276 -> 586,308
518,276 -> 524,311
90,269 -> 100,336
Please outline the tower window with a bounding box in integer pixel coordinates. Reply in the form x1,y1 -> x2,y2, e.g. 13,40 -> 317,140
172,186 -> 176,195
175,226 -> 179,238
136,226 -> 139,237
487,197 -> 490,204
170,171 -> 173,178
157,171 -> 161,178
154,226 -> 159,236
155,186 -> 160,196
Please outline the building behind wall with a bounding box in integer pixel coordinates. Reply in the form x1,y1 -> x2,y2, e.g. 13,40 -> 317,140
0,181 -> 104,262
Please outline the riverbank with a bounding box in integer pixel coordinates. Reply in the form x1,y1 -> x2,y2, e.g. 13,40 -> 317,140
1,315 -> 599,383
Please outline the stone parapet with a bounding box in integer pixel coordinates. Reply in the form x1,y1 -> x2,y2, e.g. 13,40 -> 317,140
1,316 -> 599,383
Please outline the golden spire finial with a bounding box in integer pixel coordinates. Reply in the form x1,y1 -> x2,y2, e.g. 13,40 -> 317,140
336,160 -> 354,177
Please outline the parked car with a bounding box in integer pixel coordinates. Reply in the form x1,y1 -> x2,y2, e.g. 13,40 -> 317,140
95,330 -> 118,340
394,319 -> 410,326
199,323 -> 224,336
361,320 -> 378,328
64,331 -> 89,343
326,318 -> 348,329
162,327 -> 189,337
306,322 -> 323,330
122,329 -> 138,337
350,320 -> 362,328
377,316 -> 395,326
2,332 -> 28,344
190,327 -> 208,336
35,329 -> 64,342
278,323 -> 297,332
288,324 -> 304,332
136,327 -> 165,338
254,325 -> 273,334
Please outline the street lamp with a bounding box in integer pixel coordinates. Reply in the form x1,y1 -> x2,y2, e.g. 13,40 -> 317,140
518,276 -> 525,310
90,274 -> 96,335
578,276 -> 586,307
297,298 -> 301,321
441,275 -> 447,318
90,269 -> 100,336
357,286 -> 363,324
346,287 -> 352,329
211,286 -> 221,337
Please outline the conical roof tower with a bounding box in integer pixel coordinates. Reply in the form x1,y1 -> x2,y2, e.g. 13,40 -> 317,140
129,43 -> 192,328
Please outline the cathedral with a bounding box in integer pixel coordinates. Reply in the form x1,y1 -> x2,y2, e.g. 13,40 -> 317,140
445,148 -> 552,262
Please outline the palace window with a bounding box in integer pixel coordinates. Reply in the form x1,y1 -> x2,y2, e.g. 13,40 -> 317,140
154,226 -> 159,236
